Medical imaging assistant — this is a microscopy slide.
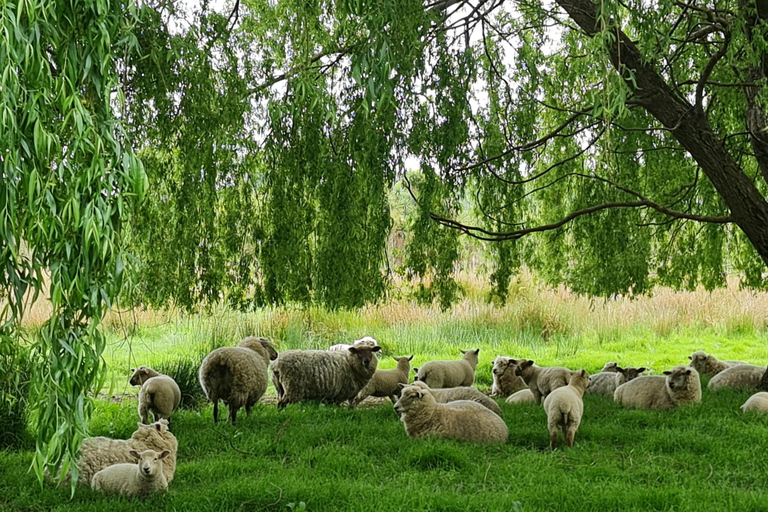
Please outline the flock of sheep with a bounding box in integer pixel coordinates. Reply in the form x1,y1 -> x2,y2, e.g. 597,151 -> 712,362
70,337 -> 768,498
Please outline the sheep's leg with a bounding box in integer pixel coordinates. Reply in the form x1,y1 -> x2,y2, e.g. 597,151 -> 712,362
245,403 -> 253,417
229,406 -> 238,425
548,419 -> 559,450
138,402 -> 150,425
564,427 -> 576,448
213,401 -> 219,424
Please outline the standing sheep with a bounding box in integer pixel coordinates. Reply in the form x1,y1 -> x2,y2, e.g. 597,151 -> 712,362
586,366 -> 646,397
129,366 -> 182,424
741,392 -> 768,414
329,336 -> 379,352
688,351 -> 745,378
393,384 -> 508,444
91,449 -> 170,498
490,357 -> 527,397
544,370 -> 590,449
515,359 -> 571,404
272,346 -> 381,408
352,355 -> 413,407
199,336 -> 279,424
614,365 -> 701,410
708,364 -> 767,391
415,349 -> 479,388
408,381 -> 503,417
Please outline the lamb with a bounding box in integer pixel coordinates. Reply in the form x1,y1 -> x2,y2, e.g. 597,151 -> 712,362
740,392 -> 768,414
505,389 -> 537,404
351,355 -> 412,407
490,356 -> 527,397
409,381 -> 503,417
72,419 -> 177,486
329,336 -> 379,352
708,364 -> 767,391
614,365 -> 701,410
91,449 -> 170,498
515,359 -> 571,404
199,336 -> 278,424
544,370 -> 590,449
129,366 -> 182,424
586,366 -> 646,397
272,345 -> 381,408
393,384 -> 508,444
688,351 -> 746,378
415,349 -> 479,388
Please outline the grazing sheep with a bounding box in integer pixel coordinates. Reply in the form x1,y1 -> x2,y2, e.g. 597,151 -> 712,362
409,381 -> 503,417
91,449 -> 170,498
393,384 -> 508,444
741,392 -> 768,414
515,359 -> 571,404
544,370 -> 590,449
272,346 -> 381,408
415,349 -> 479,388
708,364 -> 766,391
199,336 -> 278,424
586,366 -> 647,397
129,367 -> 182,424
352,355 -> 413,407
490,357 -> 527,397
614,365 -> 701,410
72,420 -> 177,486
329,336 -> 379,352
688,351 -> 746,378
506,389 -> 537,404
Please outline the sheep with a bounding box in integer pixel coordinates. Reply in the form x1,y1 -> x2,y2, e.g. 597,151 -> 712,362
688,351 -> 746,378
72,419 -> 177,486
490,356 -> 527,397
129,366 -> 182,424
708,364 -> 767,391
393,384 -> 508,444
415,349 -> 479,388
351,355 -> 412,407
515,359 -> 571,404
741,392 -> 768,414
408,381 -> 503,417
329,336 -> 379,352
199,336 -> 278,424
271,345 -> 381,408
544,370 -> 590,449
505,389 -> 537,404
601,362 -> 620,373
91,449 -> 170,498
760,366 -> 768,392
586,366 -> 647,397
614,365 -> 701,410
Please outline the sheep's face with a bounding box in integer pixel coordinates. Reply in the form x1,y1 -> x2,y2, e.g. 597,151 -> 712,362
260,340 -> 279,361
687,352 -> 710,373
601,362 -> 619,373
349,346 -> 381,371
394,385 -> 430,414
492,357 -> 517,378
129,367 -> 153,387
515,359 -> 535,380
130,449 -> 170,481
664,366 -> 695,390
618,366 -> 647,383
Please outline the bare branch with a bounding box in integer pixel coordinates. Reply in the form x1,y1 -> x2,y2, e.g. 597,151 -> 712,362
696,32 -> 731,113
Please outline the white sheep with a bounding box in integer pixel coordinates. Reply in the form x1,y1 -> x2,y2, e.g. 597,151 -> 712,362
393,384 -> 508,444
490,356 -> 527,397
708,364 -> 767,392
544,369 -> 590,449
329,336 -> 379,352
505,389 -> 537,404
271,346 -> 381,408
586,366 -> 646,397
199,336 -> 278,424
408,381 -> 503,417
129,367 -> 182,424
91,449 -> 170,498
688,351 -> 746,378
741,392 -> 768,414
415,349 -> 479,388
614,365 -> 701,410
515,359 -> 571,404
352,355 -> 412,407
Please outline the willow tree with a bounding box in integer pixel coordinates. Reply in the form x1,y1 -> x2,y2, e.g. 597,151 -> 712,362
1,0 -> 145,486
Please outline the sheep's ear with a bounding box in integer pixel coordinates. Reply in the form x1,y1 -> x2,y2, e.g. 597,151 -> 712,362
129,450 -> 141,460
460,349 -> 467,354
398,383 -> 407,389
522,360 -> 534,369
663,370 -> 671,375
580,370 -> 587,378
348,346 -> 359,354
509,358 -> 518,364
130,368 -> 136,372
687,355 -> 693,360
158,450 -> 171,460
638,367 -> 647,373
371,346 -> 381,352
473,349 -> 480,355
408,355 -> 414,361
616,366 -> 626,374
506,359 -> 515,367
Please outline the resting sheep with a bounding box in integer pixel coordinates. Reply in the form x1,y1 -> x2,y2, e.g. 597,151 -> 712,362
506,389 -> 537,404
352,355 -> 413,407
91,449 -> 170,498
393,384 -> 508,444
129,367 -> 181,424
490,357 -> 527,397
199,336 -> 278,424
688,351 -> 745,378
272,345 -> 381,408
544,370 -> 590,449
586,366 -> 646,397
409,381 -> 503,417
614,365 -> 701,410
515,359 -> 571,404
415,349 -> 479,388
329,336 -> 379,352
741,392 -> 768,414
601,362 -> 620,373
708,364 -> 767,392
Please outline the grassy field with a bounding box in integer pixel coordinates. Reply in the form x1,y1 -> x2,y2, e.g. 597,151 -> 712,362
3,277 -> 768,510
